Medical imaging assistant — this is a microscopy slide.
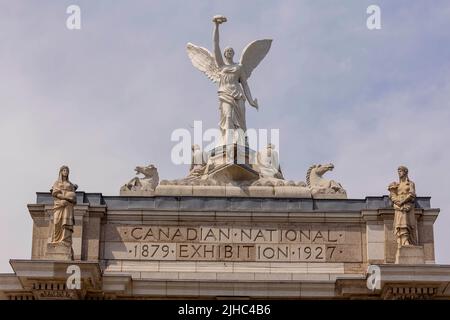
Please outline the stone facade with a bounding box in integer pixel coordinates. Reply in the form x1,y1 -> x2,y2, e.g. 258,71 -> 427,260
1,192 -> 449,300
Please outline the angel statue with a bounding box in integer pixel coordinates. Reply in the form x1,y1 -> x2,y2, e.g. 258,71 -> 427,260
187,15 -> 272,146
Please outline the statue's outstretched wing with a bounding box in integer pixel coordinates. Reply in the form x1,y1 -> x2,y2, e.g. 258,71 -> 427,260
186,43 -> 220,83
240,39 -> 272,80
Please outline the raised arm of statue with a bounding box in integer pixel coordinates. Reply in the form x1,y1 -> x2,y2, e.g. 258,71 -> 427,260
212,16 -> 225,67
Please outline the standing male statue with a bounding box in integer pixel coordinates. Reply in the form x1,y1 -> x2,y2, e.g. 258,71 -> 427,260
187,15 -> 272,146
388,166 -> 418,247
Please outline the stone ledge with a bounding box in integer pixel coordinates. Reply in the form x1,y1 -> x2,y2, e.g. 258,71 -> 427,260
3,261 -> 450,299
102,260 -> 348,274
34,193 -> 434,212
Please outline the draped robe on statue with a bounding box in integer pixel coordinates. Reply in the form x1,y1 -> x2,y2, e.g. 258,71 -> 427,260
51,180 -> 76,244
218,64 -> 247,145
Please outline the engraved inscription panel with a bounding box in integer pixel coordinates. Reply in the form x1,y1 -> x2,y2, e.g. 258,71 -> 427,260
103,225 -> 362,262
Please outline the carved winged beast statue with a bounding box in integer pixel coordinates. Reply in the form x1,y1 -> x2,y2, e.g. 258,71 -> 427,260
187,15 -> 272,145
121,164 -> 159,192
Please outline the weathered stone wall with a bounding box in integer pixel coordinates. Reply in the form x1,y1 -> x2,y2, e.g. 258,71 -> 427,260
0,192 -> 444,300
28,193 -> 438,274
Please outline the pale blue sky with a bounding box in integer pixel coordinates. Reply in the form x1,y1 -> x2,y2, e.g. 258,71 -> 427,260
0,1 -> 449,271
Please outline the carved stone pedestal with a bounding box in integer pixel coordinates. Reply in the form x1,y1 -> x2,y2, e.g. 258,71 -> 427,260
202,144 -> 259,183
45,242 -> 73,261
395,245 -> 425,264
208,144 -> 256,165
